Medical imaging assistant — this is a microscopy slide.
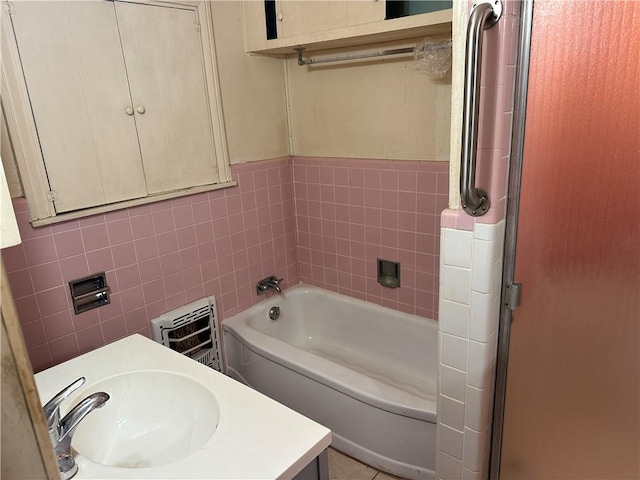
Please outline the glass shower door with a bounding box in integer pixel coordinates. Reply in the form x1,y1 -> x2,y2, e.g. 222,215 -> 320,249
499,0 -> 640,478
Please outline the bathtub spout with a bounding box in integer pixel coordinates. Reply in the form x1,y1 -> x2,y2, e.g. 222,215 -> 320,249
257,276 -> 283,295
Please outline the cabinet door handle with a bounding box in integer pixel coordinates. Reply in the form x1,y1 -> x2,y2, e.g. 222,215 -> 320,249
136,105 -> 146,114
125,107 -> 134,116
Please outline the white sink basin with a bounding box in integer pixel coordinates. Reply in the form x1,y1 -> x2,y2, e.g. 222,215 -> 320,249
35,335 -> 331,479
67,370 -> 219,468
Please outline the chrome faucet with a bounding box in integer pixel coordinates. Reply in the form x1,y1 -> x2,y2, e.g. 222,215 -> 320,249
43,377 -> 110,480
256,275 -> 283,295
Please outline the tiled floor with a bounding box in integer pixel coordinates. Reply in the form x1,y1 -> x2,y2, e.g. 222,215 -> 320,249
328,448 -> 401,480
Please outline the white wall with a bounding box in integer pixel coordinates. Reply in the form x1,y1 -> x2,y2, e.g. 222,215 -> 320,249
286,41 -> 451,161
447,0 -> 468,207
210,1 -> 289,164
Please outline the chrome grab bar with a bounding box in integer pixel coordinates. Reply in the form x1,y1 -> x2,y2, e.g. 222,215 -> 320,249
460,0 -> 502,216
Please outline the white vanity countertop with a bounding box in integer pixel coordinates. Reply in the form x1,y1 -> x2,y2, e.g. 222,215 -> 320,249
34,334 -> 332,479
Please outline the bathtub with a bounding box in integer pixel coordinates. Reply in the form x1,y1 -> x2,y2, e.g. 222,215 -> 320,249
223,284 -> 438,480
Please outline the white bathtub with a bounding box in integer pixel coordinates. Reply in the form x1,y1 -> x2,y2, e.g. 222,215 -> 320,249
223,284 -> 438,480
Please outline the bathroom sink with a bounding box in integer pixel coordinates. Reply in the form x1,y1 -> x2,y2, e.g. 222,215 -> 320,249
67,370 -> 219,468
35,335 -> 330,479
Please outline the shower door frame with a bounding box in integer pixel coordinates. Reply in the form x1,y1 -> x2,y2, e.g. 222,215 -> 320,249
488,0 -> 533,477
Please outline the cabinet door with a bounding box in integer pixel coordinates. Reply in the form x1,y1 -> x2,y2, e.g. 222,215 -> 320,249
10,1 -> 147,213
276,0 -> 384,39
277,1 -> 347,38
115,2 -> 218,195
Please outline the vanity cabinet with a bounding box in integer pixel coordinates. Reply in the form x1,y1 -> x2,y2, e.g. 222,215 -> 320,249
4,0 -> 230,223
243,0 -> 452,54
293,450 -> 329,480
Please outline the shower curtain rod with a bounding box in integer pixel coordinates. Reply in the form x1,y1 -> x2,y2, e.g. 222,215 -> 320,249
295,46 -> 415,66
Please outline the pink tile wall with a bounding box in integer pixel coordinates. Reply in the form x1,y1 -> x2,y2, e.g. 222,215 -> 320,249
293,157 -> 449,320
3,155 -> 449,372
2,157 -> 298,372
444,0 -> 520,229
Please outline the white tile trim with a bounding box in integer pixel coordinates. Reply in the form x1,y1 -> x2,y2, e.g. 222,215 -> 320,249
441,394 -> 466,432
438,452 -> 463,480
440,424 -> 465,460
440,364 -> 467,402
437,221 -> 505,476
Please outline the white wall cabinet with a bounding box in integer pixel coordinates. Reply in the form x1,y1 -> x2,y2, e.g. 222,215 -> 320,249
242,0 -> 451,55
275,1 -> 384,40
3,0 -> 230,224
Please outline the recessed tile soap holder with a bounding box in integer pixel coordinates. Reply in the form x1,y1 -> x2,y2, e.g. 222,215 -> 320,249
69,272 -> 111,314
377,259 -> 400,288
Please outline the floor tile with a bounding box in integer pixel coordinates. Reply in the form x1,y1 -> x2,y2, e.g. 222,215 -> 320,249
328,448 -> 378,480
373,471 -> 404,480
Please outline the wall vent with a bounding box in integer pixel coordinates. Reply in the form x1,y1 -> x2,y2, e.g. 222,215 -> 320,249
150,296 -> 223,372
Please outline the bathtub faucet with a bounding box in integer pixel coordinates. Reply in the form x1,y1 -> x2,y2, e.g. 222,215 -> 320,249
257,275 -> 283,295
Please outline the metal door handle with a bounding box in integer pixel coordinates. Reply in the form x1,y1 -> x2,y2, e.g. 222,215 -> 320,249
460,0 -> 502,216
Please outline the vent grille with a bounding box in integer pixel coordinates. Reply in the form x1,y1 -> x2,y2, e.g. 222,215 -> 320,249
150,296 -> 223,372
